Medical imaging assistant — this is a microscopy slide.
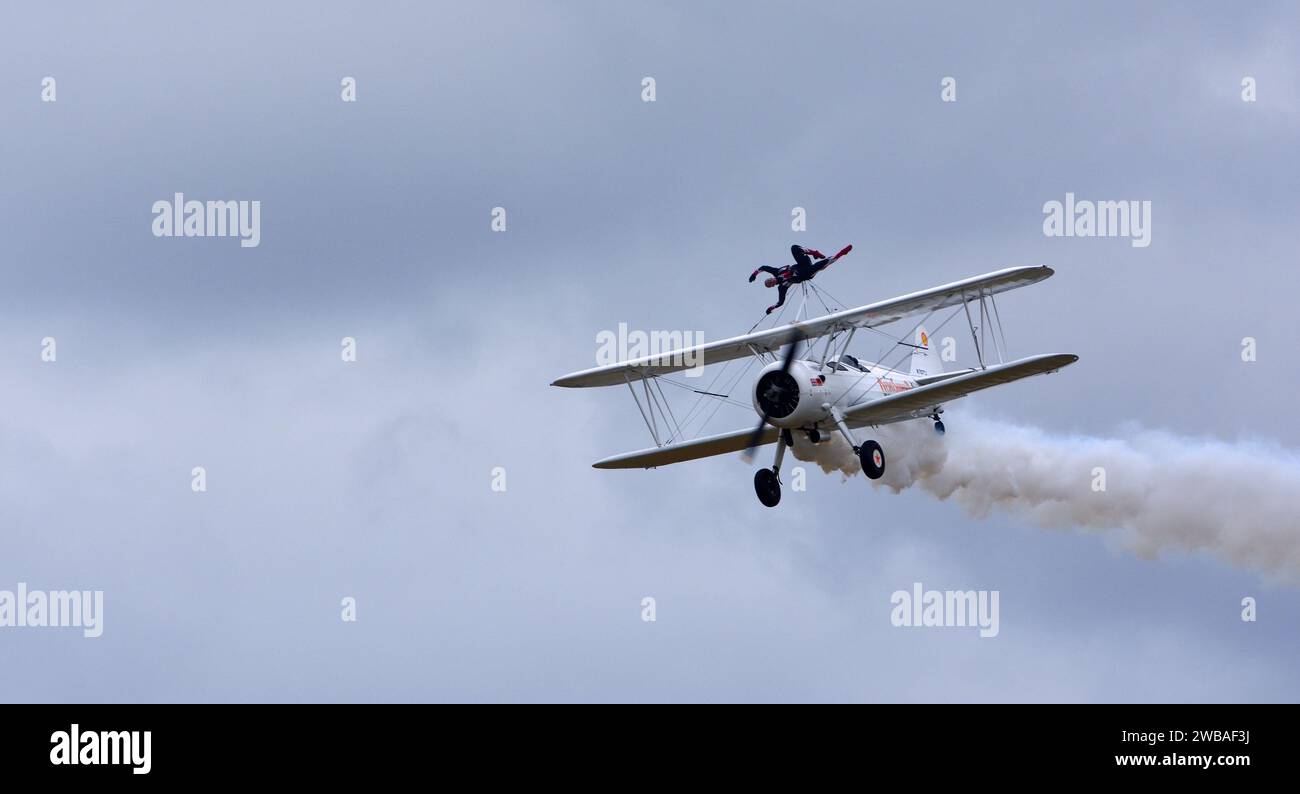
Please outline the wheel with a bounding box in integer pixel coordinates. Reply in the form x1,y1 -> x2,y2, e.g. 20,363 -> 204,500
858,440 -> 885,480
934,420 -> 945,435
807,429 -> 821,443
754,468 -> 781,507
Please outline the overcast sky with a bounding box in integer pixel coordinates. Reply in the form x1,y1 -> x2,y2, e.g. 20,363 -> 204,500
1,1 -> 1297,701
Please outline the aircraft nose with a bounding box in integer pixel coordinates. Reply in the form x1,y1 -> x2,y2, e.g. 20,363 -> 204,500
755,369 -> 800,419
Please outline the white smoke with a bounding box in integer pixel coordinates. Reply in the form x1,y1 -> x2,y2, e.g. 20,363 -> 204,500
789,416 -> 1300,579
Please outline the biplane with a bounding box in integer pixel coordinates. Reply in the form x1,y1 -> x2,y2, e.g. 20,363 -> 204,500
551,265 -> 1077,507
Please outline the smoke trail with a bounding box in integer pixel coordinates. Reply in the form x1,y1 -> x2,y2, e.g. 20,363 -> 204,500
789,416 -> 1300,578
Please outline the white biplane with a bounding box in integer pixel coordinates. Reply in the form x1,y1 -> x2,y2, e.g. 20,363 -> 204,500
552,265 -> 1077,507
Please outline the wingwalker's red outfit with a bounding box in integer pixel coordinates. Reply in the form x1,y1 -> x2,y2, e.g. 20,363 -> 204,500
749,244 -> 853,314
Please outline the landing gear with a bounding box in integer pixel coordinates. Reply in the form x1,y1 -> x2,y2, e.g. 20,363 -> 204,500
825,404 -> 886,481
807,428 -> 821,443
857,439 -> 886,480
753,429 -> 793,507
934,420 -> 945,435
754,468 -> 781,507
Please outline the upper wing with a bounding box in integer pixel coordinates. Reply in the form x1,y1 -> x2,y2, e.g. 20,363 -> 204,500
592,426 -> 779,469
842,353 -> 1078,428
552,265 -> 1053,388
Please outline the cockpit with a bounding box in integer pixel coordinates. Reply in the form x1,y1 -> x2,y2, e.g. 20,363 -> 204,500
818,356 -> 870,373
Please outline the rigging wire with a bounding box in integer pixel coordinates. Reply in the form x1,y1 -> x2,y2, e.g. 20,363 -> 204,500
673,356 -> 733,432
657,375 -> 752,411
648,376 -> 686,444
828,306 -> 964,408
809,281 -> 849,312
809,282 -> 835,317
695,355 -> 757,437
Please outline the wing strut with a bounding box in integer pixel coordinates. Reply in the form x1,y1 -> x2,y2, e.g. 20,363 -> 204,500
626,373 -> 661,446
624,371 -> 693,447
961,286 -> 1010,370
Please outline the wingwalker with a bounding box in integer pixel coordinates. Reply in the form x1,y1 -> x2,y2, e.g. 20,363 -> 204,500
552,266 -> 1078,507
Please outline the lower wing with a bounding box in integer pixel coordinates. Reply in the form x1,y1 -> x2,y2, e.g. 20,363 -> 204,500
842,353 -> 1078,428
591,353 -> 1078,469
593,426 -> 779,469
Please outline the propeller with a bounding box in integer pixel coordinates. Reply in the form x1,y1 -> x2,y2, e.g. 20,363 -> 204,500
741,339 -> 801,463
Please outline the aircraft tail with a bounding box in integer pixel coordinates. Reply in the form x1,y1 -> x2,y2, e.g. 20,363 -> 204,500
909,326 -> 941,378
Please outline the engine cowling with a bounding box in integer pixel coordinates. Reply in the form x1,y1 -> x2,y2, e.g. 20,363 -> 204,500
752,360 -> 829,428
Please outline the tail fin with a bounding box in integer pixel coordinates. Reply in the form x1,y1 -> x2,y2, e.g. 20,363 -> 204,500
909,326 -> 941,378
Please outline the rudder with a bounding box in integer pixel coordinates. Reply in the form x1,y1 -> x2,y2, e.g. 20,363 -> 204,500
910,326 -> 941,378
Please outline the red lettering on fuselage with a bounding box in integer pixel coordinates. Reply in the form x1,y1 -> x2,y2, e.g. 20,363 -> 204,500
877,378 -> 912,394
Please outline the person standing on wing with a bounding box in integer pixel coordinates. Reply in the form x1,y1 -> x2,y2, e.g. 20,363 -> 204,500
749,244 -> 853,314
